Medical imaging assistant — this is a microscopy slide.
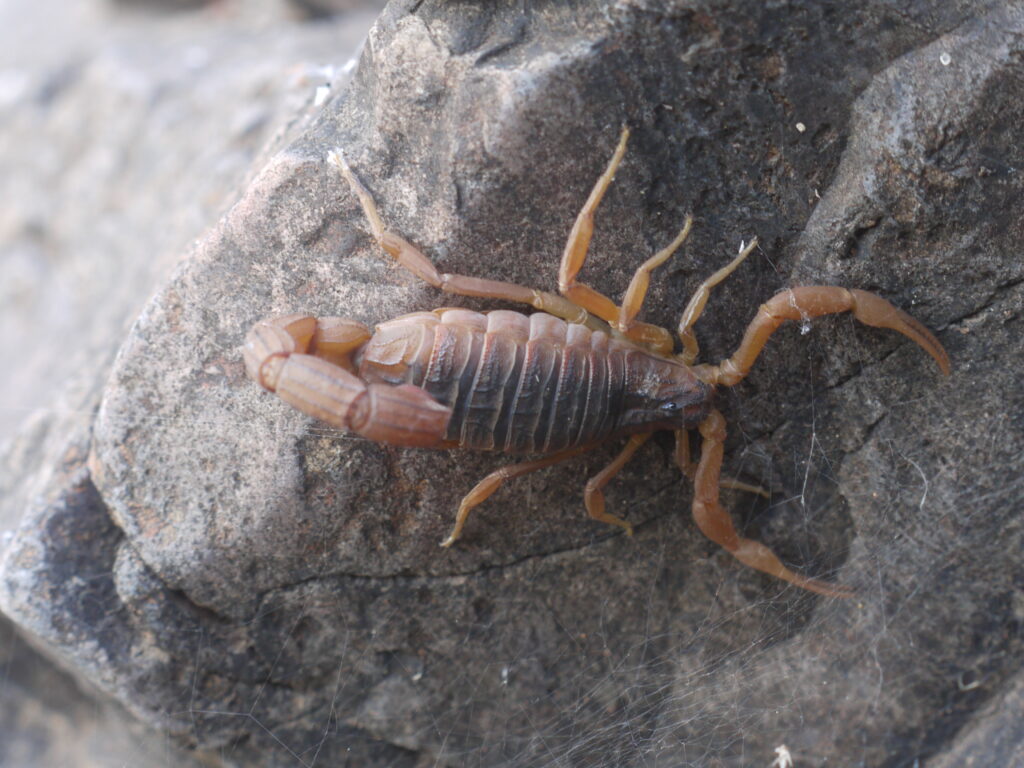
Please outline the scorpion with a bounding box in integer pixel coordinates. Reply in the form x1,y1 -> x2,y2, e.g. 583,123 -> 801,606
244,128 -> 950,598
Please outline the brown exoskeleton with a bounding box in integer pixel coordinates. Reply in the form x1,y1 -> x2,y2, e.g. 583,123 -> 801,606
244,128 -> 950,598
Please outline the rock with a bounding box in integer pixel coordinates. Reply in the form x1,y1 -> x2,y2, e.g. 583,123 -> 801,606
289,0 -> 387,18
926,669 -> 1024,768
0,0 -> 378,764
2,1 -> 1022,766
0,612 -> 211,768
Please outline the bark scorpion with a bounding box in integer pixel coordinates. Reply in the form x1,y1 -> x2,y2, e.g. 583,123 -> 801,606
244,128 -> 950,597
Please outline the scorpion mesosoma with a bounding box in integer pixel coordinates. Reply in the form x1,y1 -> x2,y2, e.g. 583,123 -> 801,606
244,128 -> 950,598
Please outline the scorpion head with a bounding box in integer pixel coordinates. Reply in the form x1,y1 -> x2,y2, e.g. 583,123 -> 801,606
618,356 -> 713,433
650,387 -> 713,430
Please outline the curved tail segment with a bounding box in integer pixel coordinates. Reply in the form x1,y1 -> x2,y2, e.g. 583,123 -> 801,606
243,314 -> 452,448
697,286 -> 951,387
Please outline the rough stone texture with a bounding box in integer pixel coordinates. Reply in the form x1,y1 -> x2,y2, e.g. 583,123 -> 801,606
0,525 -> 211,768
2,1 -> 1022,766
926,670 -> 1024,768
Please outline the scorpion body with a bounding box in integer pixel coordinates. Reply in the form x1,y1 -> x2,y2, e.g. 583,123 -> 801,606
246,306 -> 709,453
359,308 -> 710,453
245,128 -> 950,597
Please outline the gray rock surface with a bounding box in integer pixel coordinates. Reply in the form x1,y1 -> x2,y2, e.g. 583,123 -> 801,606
0,0 -> 378,764
2,1 -> 1022,766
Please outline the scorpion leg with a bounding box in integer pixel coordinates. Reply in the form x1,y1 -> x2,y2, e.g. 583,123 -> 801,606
245,314 -> 451,447
442,445 -> 595,547
693,410 -> 854,598
583,433 -> 652,535
695,286 -> 951,387
329,149 -> 609,334
676,238 -> 759,365
557,126 -> 629,324
328,149 -> 448,287
330,139 -> 683,349
614,217 -> 693,355
557,127 -> 680,353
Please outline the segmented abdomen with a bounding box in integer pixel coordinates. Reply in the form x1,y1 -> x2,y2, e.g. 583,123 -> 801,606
355,309 -> 643,453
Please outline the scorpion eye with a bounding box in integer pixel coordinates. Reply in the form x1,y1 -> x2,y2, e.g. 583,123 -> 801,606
660,402 -> 681,413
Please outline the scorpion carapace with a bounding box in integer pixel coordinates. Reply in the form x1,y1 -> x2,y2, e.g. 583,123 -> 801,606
244,128 -> 950,598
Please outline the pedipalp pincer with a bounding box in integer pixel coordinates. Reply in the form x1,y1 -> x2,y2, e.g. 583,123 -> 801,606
244,128 -> 950,598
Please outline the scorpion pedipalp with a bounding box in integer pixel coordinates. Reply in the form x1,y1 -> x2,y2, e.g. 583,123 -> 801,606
695,286 -> 951,388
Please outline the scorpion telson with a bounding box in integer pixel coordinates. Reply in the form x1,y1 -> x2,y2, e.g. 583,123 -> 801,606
244,127 -> 950,598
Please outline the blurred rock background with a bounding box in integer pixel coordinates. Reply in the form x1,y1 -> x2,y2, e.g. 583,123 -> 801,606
0,1 -> 380,764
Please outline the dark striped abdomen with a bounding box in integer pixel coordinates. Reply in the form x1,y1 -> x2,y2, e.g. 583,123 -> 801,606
356,308 -> 644,453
